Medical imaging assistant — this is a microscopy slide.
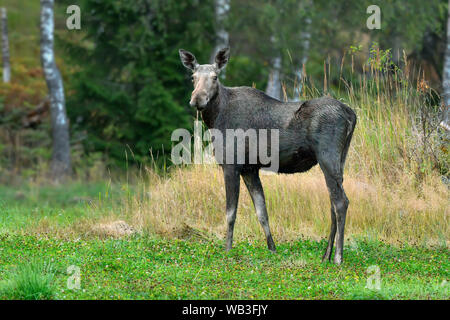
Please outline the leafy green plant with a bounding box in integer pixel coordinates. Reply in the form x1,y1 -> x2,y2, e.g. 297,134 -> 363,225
0,260 -> 56,300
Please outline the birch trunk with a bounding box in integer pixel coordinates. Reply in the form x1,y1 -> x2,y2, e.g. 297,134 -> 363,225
40,0 -> 71,179
1,7 -> 10,83
292,16 -> 311,101
265,55 -> 281,100
441,0 -> 450,131
265,37 -> 281,100
209,0 -> 230,65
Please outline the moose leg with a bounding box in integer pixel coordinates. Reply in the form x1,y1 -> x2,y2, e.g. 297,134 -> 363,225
332,183 -> 348,265
223,166 -> 240,251
322,205 -> 337,262
319,158 -> 349,265
242,171 -> 276,252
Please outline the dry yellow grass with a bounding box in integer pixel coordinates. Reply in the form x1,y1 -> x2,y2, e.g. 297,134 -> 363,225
124,164 -> 448,247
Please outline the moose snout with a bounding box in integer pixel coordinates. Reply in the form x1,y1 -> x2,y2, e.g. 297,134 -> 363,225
189,90 -> 208,110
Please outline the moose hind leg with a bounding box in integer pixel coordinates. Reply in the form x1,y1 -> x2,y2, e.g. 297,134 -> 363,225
242,171 -> 276,252
223,166 -> 240,251
332,184 -> 348,265
319,157 -> 349,265
322,206 -> 337,262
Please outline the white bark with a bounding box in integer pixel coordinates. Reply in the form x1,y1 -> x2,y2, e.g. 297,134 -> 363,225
292,16 -> 311,102
265,36 -> 282,100
1,7 -> 11,83
441,0 -> 450,130
40,0 -> 71,178
265,56 -> 281,100
210,0 -> 230,64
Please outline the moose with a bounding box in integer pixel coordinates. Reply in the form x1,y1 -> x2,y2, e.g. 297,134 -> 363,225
179,47 -> 356,264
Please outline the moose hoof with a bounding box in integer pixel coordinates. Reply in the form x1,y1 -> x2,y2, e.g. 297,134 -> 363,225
267,241 -> 277,252
322,249 -> 332,263
267,242 -> 276,252
333,255 -> 343,265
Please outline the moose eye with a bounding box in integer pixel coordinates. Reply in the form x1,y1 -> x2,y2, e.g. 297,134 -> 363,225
213,76 -> 218,81
191,76 -> 194,82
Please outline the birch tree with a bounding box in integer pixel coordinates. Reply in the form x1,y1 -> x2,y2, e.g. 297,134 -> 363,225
441,0 -> 450,131
291,16 -> 311,101
210,0 -> 230,73
40,0 -> 71,179
1,7 -> 10,83
265,36 -> 281,100
291,0 -> 313,102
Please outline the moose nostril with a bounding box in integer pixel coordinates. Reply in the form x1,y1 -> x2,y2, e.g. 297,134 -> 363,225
190,91 -> 208,107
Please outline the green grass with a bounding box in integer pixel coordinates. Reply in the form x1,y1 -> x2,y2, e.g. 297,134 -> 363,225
0,181 -> 124,233
0,259 -> 56,300
0,234 -> 448,299
0,181 -> 448,300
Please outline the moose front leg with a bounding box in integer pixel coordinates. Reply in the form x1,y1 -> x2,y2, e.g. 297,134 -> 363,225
223,165 -> 240,251
242,171 -> 276,252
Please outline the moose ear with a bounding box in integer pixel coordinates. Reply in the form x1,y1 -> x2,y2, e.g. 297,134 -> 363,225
179,49 -> 199,71
214,47 -> 230,71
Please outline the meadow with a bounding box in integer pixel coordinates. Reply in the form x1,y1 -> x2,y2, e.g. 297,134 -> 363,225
0,0 -> 448,300
0,179 -> 447,300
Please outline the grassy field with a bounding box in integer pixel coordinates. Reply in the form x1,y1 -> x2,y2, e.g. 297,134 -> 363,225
0,234 -> 448,300
0,178 -> 448,300
0,0 -> 448,301
0,55 -> 448,301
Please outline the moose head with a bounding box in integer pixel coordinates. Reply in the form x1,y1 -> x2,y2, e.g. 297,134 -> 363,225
179,47 -> 230,110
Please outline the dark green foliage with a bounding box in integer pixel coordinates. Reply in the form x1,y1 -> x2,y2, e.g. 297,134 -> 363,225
66,0 -> 216,165
58,0 -> 448,170
0,98 -> 52,179
223,55 -> 269,90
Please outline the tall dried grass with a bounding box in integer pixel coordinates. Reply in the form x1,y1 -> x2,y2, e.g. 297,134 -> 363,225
124,164 -> 448,246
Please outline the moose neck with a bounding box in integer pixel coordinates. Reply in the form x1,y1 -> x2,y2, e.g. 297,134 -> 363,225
200,82 -> 228,129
